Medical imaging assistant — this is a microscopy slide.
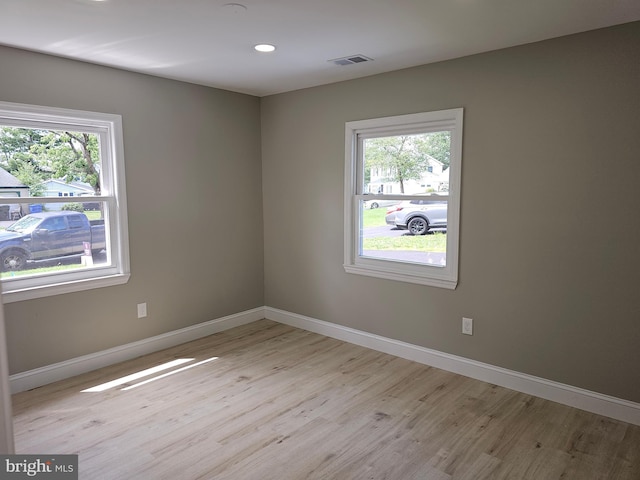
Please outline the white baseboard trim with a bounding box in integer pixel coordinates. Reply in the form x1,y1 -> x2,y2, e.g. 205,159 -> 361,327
9,307 -> 264,394
11,306 -> 640,426
264,307 -> 640,426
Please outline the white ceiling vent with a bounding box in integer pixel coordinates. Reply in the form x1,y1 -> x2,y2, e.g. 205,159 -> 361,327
329,55 -> 373,66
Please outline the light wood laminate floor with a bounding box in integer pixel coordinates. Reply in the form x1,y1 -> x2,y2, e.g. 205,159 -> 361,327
12,320 -> 640,479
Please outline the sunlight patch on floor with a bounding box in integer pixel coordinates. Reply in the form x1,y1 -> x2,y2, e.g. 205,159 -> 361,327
81,358 -> 196,392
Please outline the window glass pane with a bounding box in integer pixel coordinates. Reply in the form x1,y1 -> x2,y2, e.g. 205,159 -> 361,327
0,126 -> 101,195
359,130 -> 451,267
363,131 -> 451,195
359,198 -> 448,267
0,201 -> 109,278
0,124 -> 108,277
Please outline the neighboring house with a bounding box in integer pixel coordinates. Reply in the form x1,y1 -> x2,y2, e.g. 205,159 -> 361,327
40,179 -> 95,211
0,167 -> 30,220
368,155 -> 449,194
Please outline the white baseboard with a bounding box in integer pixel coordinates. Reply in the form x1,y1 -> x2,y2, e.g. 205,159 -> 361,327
11,305 -> 640,426
264,307 -> 640,426
9,307 -> 264,394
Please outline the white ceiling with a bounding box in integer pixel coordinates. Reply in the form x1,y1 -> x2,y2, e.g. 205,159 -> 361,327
2,0 -> 639,97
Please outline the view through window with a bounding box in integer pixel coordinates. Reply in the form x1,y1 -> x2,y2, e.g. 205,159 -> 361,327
0,128 -> 106,275
361,131 -> 451,266
0,101 -> 130,301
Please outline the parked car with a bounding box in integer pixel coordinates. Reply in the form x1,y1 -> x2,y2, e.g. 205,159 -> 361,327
363,198 -> 400,209
385,199 -> 447,235
0,211 -> 106,271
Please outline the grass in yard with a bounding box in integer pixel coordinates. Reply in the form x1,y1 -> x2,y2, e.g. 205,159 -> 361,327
1,263 -> 83,279
362,207 -> 387,227
364,232 -> 446,252
84,210 -> 103,220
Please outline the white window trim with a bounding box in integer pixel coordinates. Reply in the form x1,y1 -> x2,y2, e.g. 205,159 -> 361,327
0,101 -> 130,303
344,108 -> 463,289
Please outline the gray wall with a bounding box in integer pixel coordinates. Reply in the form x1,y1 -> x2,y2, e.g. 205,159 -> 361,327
0,46 -> 264,374
262,22 -> 640,403
1,22 -> 639,405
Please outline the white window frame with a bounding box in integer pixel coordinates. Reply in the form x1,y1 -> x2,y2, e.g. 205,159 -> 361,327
344,108 -> 463,289
0,101 -> 130,303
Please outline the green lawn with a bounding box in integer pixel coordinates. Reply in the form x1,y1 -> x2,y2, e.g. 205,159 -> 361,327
362,207 -> 387,227
363,233 -> 446,252
84,210 -> 103,220
1,263 -> 83,279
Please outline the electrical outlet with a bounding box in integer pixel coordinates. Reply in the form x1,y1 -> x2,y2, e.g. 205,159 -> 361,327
137,303 -> 147,318
462,317 -> 473,335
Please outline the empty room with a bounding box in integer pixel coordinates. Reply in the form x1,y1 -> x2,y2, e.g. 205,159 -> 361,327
0,1 -> 639,479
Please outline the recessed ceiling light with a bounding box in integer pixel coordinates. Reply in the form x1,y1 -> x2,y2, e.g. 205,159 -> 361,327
254,44 -> 276,53
222,3 -> 248,14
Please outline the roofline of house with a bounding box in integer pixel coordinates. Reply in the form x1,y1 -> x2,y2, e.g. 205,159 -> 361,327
38,179 -> 94,192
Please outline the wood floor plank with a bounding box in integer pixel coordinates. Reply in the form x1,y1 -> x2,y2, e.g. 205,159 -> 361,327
11,319 -> 640,479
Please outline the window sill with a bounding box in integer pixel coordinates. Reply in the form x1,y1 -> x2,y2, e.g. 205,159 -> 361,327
2,273 -> 131,303
344,264 -> 457,289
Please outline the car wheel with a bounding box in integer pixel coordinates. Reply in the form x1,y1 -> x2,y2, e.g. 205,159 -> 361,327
370,202 -> 379,209
2,250 -> 26,271
407,217 -> 429,235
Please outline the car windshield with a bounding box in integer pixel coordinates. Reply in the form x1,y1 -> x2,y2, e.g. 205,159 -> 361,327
5,215 -> 42,233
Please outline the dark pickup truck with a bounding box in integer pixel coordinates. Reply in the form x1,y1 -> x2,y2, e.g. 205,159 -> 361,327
0,211 -> 106,271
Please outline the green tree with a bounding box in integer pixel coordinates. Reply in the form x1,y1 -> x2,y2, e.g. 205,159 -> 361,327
0,127 -> 50,194
54,132 -> 100,194
423,131 -> 451,167
0,126 -> 100,195
364,132 -> 451,193
13,162 -> 46,196
0,127 -> 45,160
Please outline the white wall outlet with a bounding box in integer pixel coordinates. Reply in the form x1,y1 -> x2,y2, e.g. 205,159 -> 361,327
137,303 -> 147,318
462,317 -> 473,335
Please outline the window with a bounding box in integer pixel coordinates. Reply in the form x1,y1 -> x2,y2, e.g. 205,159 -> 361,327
344,108 -> 463,288
67,215 -> 84,230
40,217 -> 67,232
0,101 -> 130,302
